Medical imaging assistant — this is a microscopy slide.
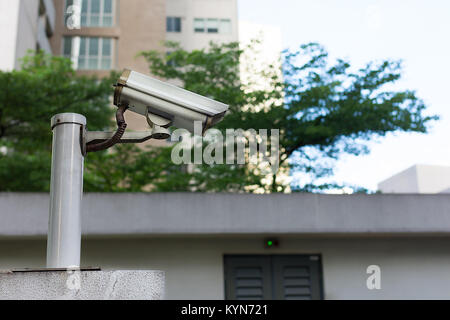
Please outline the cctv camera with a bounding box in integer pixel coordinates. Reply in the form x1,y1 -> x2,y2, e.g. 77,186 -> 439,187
114,69 -> 229,134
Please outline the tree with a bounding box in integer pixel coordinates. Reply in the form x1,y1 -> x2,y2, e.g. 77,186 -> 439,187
139,41 -> 437,192
0,51 -> 116,191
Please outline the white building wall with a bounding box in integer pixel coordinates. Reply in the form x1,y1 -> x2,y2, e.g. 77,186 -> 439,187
378,165 -> 419,193
2,236 -> 450,299
416,165 -> 450,193
0,0 -> 48,71
0,0 -> 21,70
378,164 -> 450,193
166,0 -> 238,51
15,0 -> 40,68
0,0 -> 55,71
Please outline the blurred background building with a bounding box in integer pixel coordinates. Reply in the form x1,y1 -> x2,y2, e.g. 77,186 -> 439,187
378,164 -> 450,194
0,0 -> 239,131
51,0 -> 238,76
51,0 -> 166,78
51,0 -> 167,132
0,0 -> 55,70
166,0 -> 238,51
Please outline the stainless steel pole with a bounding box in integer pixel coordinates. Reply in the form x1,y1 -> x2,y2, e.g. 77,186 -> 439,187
47,113 -> 86,268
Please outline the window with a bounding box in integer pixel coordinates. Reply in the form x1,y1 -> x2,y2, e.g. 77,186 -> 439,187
206,19 -> 219,33
194,18 -> 205,33
224,255 -> 324,300
63,36 -> 113,70
219,19 -> 231,34
194,18 -> 232,34
65,0 -> 115,28
167,17 -> 181,32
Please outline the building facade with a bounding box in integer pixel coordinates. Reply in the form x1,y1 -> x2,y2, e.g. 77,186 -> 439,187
50,0 -> 166,77
0,0 -> 55,70
50,0 -> 167,131
1,0 -> 239,79
1,0 -> 238,130
45,0 -> 237,132
3,192 -> 450,300
378,164 -> 450,193
50,0 -> 238,76
166,0 -> 238,51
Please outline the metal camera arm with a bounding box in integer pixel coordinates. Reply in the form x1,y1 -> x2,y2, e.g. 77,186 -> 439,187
83,104 -> 170,154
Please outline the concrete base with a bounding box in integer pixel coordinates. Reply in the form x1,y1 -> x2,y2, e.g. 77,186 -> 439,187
0,270 -> 165,300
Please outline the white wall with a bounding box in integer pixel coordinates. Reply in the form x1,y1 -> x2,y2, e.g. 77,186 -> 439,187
15,0 -> 40,68
0,0 -> 40,71
2,236 -> 450,299
416,165 -> 450,193
0,0 -> 21,70
378,165 -> 419,193
166,0 -> 238,51
378,164 -> 450,193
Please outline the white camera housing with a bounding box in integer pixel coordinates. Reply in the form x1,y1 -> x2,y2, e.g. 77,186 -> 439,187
114,69 -> 229,134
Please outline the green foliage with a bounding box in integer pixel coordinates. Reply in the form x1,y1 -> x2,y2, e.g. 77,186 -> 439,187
0,51 -> 116,191
84,144 -> 261,193
0,150 -> 51,192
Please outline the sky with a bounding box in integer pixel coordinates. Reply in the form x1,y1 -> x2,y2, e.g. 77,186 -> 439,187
238,0 -> 450,191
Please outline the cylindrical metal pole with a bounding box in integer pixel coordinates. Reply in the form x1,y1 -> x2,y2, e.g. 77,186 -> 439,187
47,113 -> 86,268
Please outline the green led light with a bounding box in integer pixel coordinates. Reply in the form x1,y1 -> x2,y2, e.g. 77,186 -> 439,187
267,240 -> 273,246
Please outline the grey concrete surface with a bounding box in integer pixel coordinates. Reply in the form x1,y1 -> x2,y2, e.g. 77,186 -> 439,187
2,193 -> 450,237
0,270 -> 165,300
3,237 -> 450,299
